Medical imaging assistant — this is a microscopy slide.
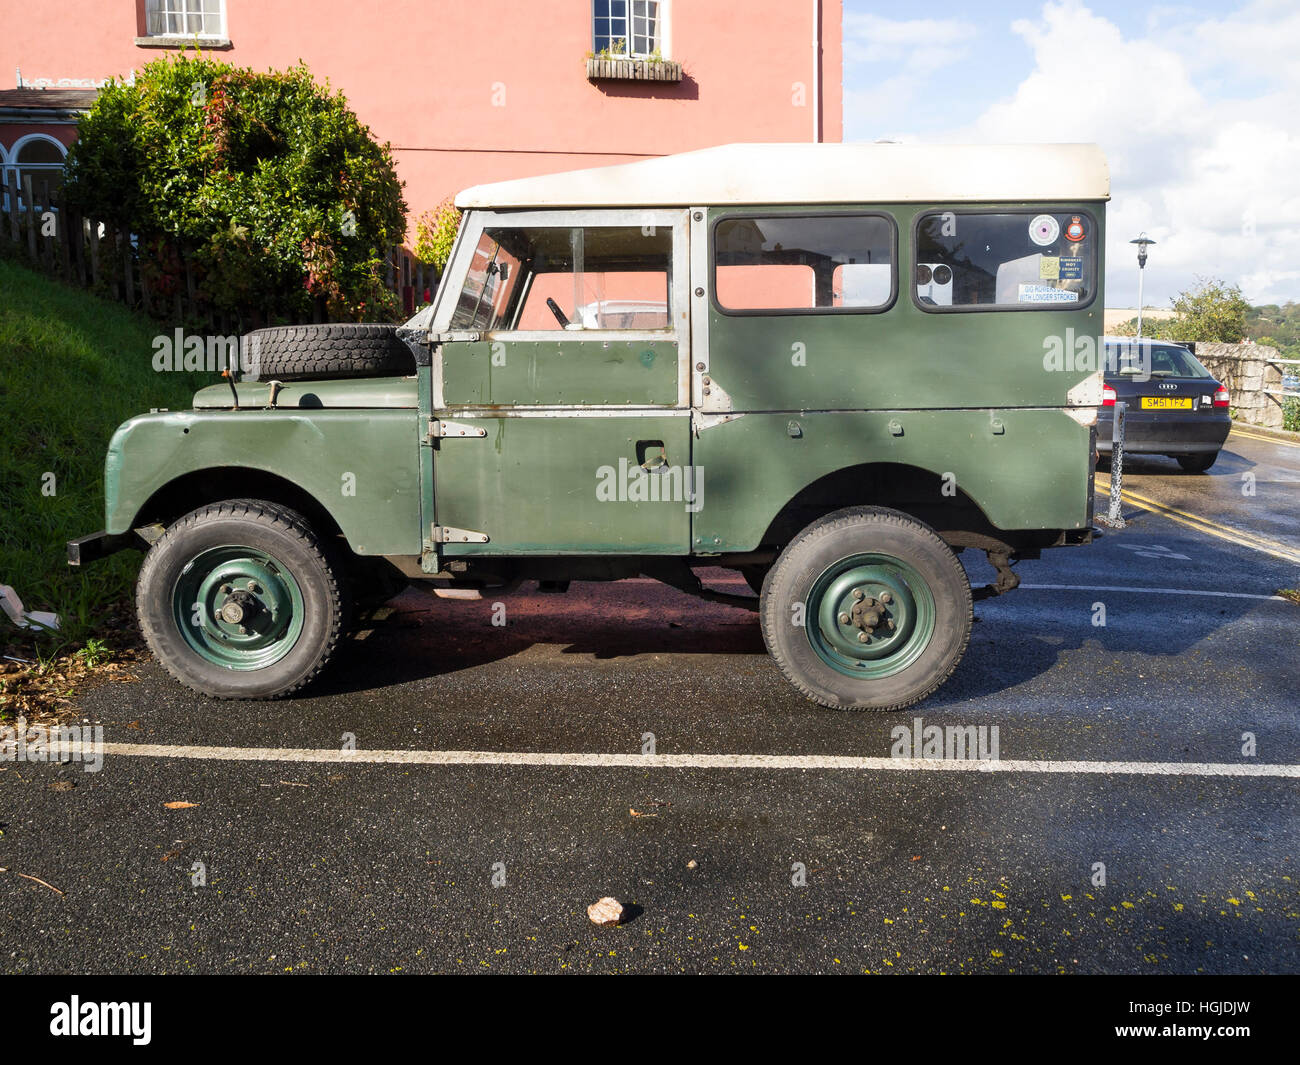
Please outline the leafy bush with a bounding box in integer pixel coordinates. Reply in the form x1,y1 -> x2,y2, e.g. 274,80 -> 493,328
1284,397 -> 1300,433
413,199 -> 462,275
1115,278 -> 1251,343
63,54 -> 407,322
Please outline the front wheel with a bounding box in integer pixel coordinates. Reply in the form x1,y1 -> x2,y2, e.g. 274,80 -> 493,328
137,500 -> 348,698
760,507 -> 972,710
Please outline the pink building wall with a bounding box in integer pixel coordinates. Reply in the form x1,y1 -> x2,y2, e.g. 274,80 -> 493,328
1,1 -> 843,232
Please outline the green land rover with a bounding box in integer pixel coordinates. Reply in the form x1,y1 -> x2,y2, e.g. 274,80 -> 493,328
69,142 -> 1111,710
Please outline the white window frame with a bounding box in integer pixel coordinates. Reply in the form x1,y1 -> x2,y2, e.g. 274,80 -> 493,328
2,133 -> 67,213
144,0 -> 228,41
432,208 -> 692,411
592,1 -> 671,59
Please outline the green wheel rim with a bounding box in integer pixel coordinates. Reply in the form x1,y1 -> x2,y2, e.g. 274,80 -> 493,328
172,545 -> 305,670
805,552 -> 936,679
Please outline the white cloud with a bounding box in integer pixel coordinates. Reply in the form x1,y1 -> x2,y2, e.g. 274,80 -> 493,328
843,14 -> 977,141
962,1 -> 1300,307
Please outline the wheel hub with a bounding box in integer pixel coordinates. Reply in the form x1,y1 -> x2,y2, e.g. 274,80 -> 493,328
807,554 -> 935,678
174,547 -> 305,671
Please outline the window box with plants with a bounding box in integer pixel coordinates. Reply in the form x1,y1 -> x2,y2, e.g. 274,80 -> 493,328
585,45 -> 682,83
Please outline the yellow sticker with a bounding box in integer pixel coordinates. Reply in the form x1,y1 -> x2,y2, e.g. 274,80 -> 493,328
1039,256 -> 1061,280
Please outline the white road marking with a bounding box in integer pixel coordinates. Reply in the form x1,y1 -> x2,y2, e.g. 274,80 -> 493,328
1017,584 -> 1289,601
631,577 -> 1291,601
97,742 -> 1300,778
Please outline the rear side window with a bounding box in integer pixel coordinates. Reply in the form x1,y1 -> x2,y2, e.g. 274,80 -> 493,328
713,214 -> 895,314
914,210 -> 1097,310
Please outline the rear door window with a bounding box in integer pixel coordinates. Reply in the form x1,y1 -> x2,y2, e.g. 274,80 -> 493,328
914,210 -> 1097,310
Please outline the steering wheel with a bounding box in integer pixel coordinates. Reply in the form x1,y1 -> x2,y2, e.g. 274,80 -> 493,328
546,297 -> 570,328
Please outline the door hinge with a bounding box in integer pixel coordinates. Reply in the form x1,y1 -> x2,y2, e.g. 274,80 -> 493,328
430,524 -> 490,544
430,330 -> 481,345
427,418 -> 488,441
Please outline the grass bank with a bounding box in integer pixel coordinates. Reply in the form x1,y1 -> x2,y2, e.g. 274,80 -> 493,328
0,257 -> 210,691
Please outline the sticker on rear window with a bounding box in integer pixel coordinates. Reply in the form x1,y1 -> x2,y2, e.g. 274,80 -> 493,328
1029,214 -> 1060,246
1065,216 -> 1086,242
1058,256 -> 1084,280
1018,283 -> 1079,304
1039,256 -> 1061,280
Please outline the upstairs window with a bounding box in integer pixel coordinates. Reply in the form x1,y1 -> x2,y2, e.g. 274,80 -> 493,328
594,1 -> 664,58
145,0 -> 226,39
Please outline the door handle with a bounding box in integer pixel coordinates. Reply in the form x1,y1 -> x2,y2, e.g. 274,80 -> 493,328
636,439 -> 668,472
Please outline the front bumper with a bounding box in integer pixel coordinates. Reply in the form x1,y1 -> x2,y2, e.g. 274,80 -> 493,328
1096,410 -> 1231,454
67,530 -> 136,567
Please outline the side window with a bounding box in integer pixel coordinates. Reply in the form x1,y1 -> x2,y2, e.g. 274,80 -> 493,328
914,210 -> 1097,310
450,225 -> 672,332
713,214 -> 895,314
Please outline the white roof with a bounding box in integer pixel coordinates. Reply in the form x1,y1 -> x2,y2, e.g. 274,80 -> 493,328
455,142 -> 1110,209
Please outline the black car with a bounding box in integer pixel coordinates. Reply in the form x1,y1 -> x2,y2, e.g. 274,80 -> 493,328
1098,338 -> 1231,472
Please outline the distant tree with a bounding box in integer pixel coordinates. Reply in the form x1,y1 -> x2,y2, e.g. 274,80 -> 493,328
1162,278 -> 1250,343
64,54 -> 407,322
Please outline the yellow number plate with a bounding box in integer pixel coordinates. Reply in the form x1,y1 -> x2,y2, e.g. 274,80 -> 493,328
1141,396 -> 1193,409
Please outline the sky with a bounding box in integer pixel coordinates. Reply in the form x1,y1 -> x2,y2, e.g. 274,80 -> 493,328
841,0 -> 1300,309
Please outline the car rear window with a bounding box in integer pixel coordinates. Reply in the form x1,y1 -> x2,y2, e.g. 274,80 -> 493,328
1107,342 -> 1211,378
914,210 -> 1097,310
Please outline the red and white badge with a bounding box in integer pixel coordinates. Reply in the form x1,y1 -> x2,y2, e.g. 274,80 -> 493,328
1065,216 -> 1086,242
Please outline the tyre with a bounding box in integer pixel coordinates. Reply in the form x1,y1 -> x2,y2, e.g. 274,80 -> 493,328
760,506 -> 972,711
1176,451 -> 1217,473
243,323 -> 414,381
1095,454 -> 1112,473
137,500 -> 349,698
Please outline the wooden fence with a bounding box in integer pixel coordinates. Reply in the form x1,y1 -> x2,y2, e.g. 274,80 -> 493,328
1,170 -> 435,331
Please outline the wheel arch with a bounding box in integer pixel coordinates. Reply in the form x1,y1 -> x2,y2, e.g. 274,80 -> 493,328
124,467 -> 347,547
754,461 -> 1043,554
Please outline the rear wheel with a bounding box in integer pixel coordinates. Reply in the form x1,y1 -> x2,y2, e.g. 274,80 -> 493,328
760,507 -> 972,710
137,500 -> 348,698
1176,451 -> 1218,473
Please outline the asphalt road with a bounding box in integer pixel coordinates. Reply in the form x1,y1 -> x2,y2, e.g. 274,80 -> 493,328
2,427 -> 1297,974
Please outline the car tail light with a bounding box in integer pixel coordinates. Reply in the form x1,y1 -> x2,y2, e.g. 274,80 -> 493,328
1213,387 -> 1230,408
1102,384 -> 1117,407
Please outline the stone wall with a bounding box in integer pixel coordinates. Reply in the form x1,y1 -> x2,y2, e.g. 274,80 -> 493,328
1188,342 -> 1286,429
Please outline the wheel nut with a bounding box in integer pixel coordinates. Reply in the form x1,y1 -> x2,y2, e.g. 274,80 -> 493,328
838,612 -> 851,625
887,619 -> 895,631
880,591 -> 892,604
221,584 -> 232,595
852,588 -> 864,601
857,632 -> 870,643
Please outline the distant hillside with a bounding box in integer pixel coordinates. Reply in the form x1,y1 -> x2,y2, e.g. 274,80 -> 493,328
1247,302 -> 1300,358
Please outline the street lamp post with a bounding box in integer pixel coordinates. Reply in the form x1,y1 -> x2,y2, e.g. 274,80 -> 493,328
1130,234 -> 1156,338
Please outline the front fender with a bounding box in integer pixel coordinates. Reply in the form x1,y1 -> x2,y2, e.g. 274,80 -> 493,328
105,409 -> 423,555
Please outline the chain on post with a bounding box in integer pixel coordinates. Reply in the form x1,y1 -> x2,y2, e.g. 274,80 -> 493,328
1107,400 -> 1126,529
